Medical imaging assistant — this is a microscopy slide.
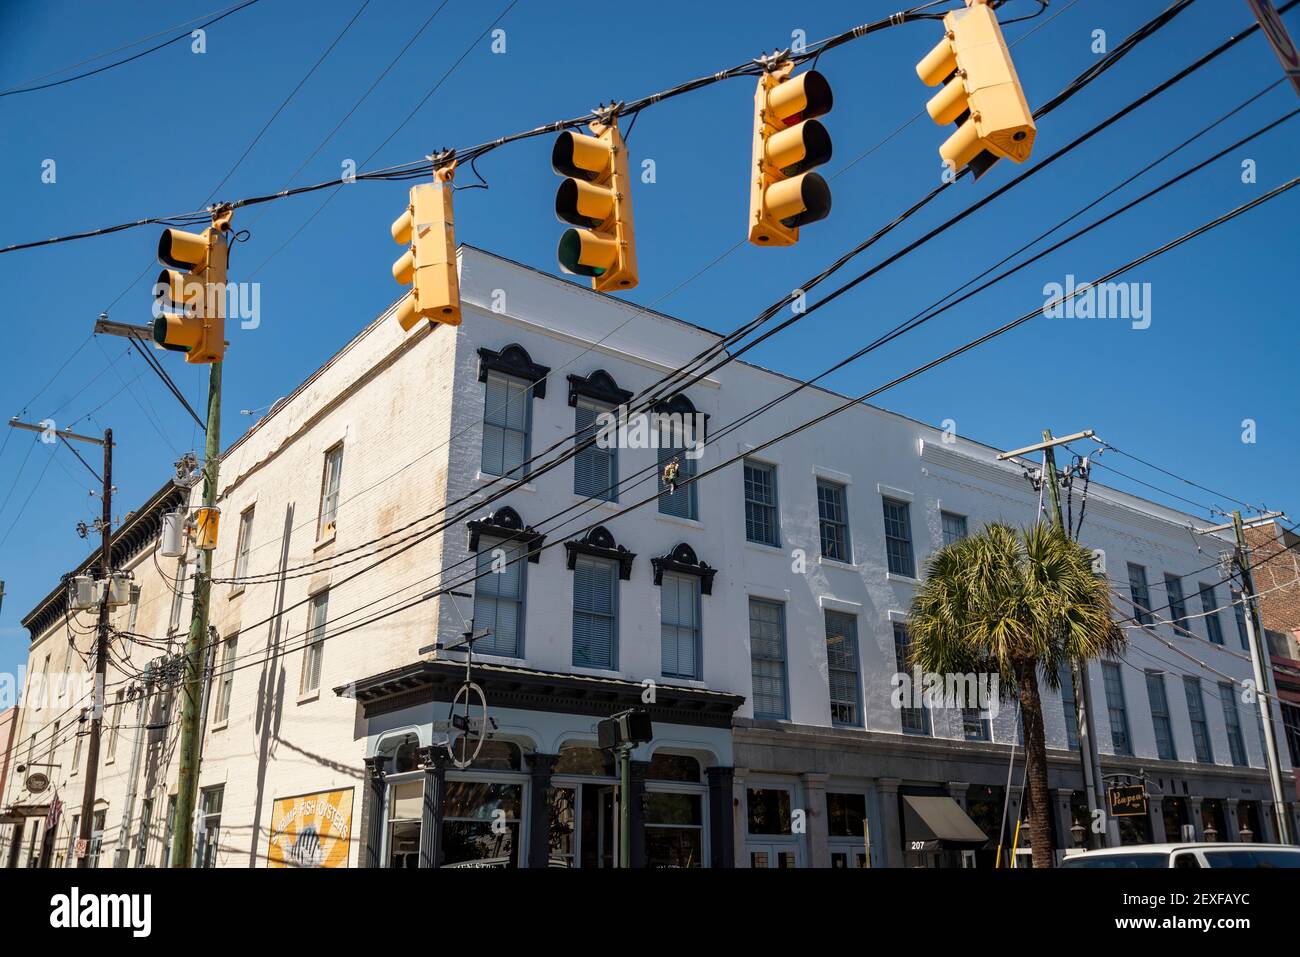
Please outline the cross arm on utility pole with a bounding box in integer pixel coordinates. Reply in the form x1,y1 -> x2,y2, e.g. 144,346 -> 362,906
9,417 -> 107,446
995,429 -> 1096,461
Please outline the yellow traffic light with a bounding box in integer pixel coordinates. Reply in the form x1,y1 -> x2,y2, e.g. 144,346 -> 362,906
917,0 -> 1035,174
552,115 -> 637,292
749,62 -> 833,247
153,211 -> 230,363
390,164 -> 461,331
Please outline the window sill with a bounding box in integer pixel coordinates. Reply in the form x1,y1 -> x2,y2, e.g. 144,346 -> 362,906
569,664 -> 623,679
818,555 -> 858,570
314,531 -> 337,551
654,513 -> 703,531
571,495 -> 620,512
659,676 -> 707,689
474,470 -> 536,493
297,690 -> 320,706
886,572 -> 922,586
211,720 -> 228,733
744,539 -> 784,557
228,585 -> 245,600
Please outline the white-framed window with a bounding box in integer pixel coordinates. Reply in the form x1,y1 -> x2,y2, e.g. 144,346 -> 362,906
214,636 -> 238,724
1219,681 -> 1247,766
749,598 -> 787,719
817,480 -> 850,561
824,610 -> 861,726
661,572 -> 700,679
233,506 -> 255,579
161,795 -> 177,869
300,591 -> 328,695
318,444 -> 344,538
1128,563 -> 1153,626
481,372 -> 532,479
1184,676 -> 1213,763
645,752 -> 707,869
135,797 -> 153,869
195,785 -> 223,868
882,498 -> 915,576
941,510 -> 968,547
744,460 -> 780,546
893,622 -> 929,735
1199,582 -> 1224,645
572,555 -> 617,669
1145,670 -> 1176,761
1102,662 -> 1132,755
473,537 -> 525,657
574,400 -> 617,501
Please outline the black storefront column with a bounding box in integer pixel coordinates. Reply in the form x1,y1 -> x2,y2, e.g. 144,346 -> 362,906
526,753 -> 559,869
629,759 -> 649,868
417,746 -> 448,869
706,766 -> 736,869
361,756 -> 388,869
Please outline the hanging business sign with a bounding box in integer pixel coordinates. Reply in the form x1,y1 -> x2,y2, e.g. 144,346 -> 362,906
1107,784 -> 1148,818
267,787 -> 355,868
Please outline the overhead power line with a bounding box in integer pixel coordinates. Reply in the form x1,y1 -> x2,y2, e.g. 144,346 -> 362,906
0,0 -> 263,98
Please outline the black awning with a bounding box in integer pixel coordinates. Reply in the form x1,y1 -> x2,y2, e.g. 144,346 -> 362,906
902,795 -> 990,851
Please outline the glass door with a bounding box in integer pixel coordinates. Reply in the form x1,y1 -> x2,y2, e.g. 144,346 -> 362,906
748,843 -> 800,868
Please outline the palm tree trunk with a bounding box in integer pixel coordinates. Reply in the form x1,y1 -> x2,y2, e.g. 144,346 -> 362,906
1016,658 -> 1056,868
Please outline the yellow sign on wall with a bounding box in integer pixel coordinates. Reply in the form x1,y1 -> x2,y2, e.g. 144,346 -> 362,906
268,787 -> 355,868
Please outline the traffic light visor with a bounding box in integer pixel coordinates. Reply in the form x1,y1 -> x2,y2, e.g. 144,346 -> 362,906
555,177 -> 615,227
558,228 -> 617,278
157,228 -> 209,270
767,69 -> 833,125
917,36 -> 957,86
152,312 -> 202,353
765,119 -> 832,176
766,172 -> 831,229
552,131 -> 611,181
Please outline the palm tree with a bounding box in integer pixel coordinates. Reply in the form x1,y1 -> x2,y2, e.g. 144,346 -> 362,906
907,522 -> 1125,867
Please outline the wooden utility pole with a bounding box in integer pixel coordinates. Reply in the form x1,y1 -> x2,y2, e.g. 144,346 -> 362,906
75,427 -> 112,868
172,360 -> 222,868
7,418 -> 113,867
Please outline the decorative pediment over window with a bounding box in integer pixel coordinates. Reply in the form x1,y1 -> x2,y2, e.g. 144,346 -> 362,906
567,369 -> 633,408
564,525 -> 636,580
651,542 -> 716,595
652,393 -> 709,438
466,505 -> 545,562
477,343 -> 550,399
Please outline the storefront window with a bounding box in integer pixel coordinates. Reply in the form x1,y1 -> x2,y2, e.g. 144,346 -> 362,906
545,786 -> 576,867
828,792 -> 869,868
645,792 -> 703,868
387,780 -> 422,868
442,781 -> 523,868
747,787 -> 793,835
554,743 -> 615,776
647,752 -> 701,782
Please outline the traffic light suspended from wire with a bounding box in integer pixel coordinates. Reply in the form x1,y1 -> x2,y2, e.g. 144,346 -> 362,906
917,0 -> 1035,178
749,61 -> 834,247
552,112 -> 638,293
152,206 -> 232,364
391,160 -> 462,330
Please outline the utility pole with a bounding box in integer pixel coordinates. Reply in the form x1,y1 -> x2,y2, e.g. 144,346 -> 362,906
1197,510 -> 1293,844
1000,428 -> 1110,849
78,427 -> 112,868
173,359 -> 222,868
7,418 -> 113,867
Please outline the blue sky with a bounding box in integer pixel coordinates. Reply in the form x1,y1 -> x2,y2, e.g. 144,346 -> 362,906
1,0 -> 1297,681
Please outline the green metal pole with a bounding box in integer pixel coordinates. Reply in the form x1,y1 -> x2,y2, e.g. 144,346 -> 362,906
619,745 -> 630,868
172,359 -> 221,867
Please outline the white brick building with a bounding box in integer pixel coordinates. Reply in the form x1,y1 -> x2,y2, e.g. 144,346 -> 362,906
2,246 -> 1293,869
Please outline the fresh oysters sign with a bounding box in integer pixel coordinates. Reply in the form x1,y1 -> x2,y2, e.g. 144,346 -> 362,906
267,787 -> 355,867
